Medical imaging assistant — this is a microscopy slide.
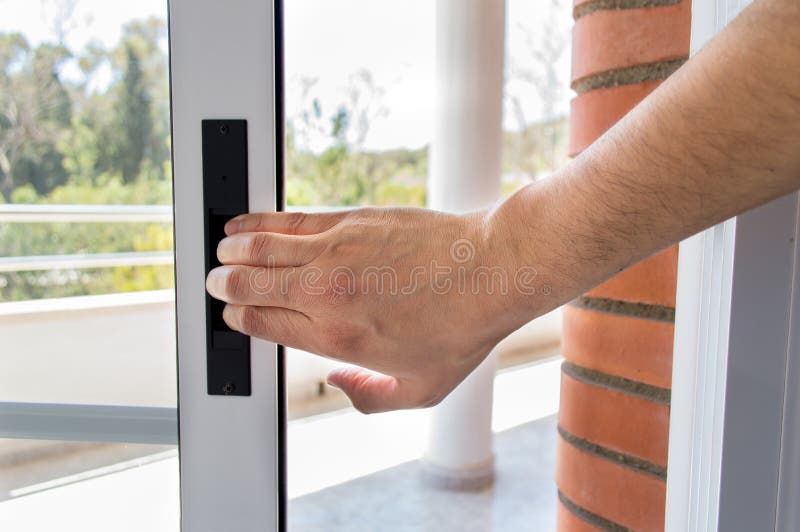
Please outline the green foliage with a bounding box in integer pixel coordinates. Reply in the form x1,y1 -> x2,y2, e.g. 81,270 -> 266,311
0,175 -> 174,301
10,184 -> 38,203
0,17 -> 170,199
109,224 -> 174,295
114,43 -> 153,184
45,173 -> 172,205
0,18 -> 175,301
502,116 -> 569,181
0,33 -> 72,200
0,214 -> 174,301
374,182 -> 426,206
285,109 -> 429,208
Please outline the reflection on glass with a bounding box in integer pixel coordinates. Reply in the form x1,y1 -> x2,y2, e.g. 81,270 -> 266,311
0,439 -> 174,500
0,439 -> 179,531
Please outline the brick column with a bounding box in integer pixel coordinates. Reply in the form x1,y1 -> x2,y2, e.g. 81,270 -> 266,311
556,1 -> 691,530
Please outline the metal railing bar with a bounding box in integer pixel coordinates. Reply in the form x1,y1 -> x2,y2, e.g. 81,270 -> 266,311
0,402 -> 178,445
0,204 -> 173,224
0,203 -> 341,224
0,251 -> 174,272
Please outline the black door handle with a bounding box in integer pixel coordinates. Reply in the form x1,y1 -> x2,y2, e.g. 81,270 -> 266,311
202,119 -> 251,396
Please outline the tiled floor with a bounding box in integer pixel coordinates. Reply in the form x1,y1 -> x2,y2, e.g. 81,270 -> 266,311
289,415 -> 558,532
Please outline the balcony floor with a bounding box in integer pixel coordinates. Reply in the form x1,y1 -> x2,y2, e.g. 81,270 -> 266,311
290,415 -> 558,532
0,358 -> 561,531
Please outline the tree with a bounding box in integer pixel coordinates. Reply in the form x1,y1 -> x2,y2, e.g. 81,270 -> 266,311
42,0 -> 79,45
0,34 -> 72,200
116,19 -> 171,176
113,43 -> 152,183
504,0 -> 571,179
63,18 -> 170,185
285,69 -> 396,205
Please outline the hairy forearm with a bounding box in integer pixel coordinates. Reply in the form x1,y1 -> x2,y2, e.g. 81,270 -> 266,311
207,0 -> 798,413
491,0 -> 800,316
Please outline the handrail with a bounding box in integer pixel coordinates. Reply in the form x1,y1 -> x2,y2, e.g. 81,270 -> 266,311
0,251 -> 174,272
0,402 -> 178,444
0,204 -> 172,223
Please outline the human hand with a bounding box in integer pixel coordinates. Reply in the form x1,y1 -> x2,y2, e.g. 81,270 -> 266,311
206,207 -> 540,413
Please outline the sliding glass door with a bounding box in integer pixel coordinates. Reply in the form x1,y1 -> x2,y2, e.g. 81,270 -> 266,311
1,1 -> 284,530
0,1 -> 180,530
169,0 -> 284,530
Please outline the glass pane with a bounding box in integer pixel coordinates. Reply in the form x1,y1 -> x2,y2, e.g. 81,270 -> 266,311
0,0 -> 178,529
0,439 -> 178,531
284,0 -> 571,529
0,0 -> 176,407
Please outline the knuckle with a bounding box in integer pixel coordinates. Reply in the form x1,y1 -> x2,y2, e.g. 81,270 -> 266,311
246,233 -> 270,263
327,287 -> 351,306
224,268 -> 246,298
344,208 -> 375,224
282,277 -> 303,305
254,213 -> 269,227
239,306 -> 263,334
305,234 -> 327,261
285,212 -> 307,234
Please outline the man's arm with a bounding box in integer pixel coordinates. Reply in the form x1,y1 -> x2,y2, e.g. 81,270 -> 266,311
492,0 -> 800,314
207,0 -> 800,413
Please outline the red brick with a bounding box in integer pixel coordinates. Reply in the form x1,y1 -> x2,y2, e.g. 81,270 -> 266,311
586,246 -> 678,307
559,369 -> 670,466
557,499 -> 600,532
568,80 -> 662,156
562,306 -> 674,388
557,436 -> 666,531
571,1 -> 691,85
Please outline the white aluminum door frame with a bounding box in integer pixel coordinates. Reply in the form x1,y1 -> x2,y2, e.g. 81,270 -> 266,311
169,1 -> 285,530
666,1 -> 800,530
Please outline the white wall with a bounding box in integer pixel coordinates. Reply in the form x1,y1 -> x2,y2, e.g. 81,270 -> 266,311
1,291 -> 561,408
0,291 -> 177,407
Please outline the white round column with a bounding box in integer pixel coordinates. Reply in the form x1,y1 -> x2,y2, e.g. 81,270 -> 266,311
423,0 -> 506,490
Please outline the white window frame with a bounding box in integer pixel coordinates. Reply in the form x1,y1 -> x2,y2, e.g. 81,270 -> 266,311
169,0 -> 285,531
666,1 -> 800,530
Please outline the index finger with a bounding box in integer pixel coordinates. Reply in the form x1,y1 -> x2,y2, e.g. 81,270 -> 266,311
225,211 -> 348,236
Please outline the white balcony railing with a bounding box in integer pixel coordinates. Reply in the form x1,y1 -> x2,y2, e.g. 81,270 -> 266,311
0,204 -> 175,273
0,204 -> 173,224
0,251 -> 174,272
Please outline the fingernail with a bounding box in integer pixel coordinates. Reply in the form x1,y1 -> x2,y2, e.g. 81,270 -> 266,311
222,303 -> 238,330
216,236 -> 234,263
225,218 -> 241,235
326,377 -> 341,390
206,268 -> 226,298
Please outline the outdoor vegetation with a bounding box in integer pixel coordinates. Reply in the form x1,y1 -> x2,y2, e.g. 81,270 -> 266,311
1,5 -> 568,302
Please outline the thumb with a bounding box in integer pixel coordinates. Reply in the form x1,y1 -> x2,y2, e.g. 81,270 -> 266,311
327,367 -> 410,414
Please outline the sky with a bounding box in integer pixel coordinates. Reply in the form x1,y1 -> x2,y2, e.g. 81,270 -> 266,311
0,0 -> 573,151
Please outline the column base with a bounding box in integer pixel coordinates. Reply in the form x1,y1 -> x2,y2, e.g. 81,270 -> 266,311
420,454 -> 495,491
